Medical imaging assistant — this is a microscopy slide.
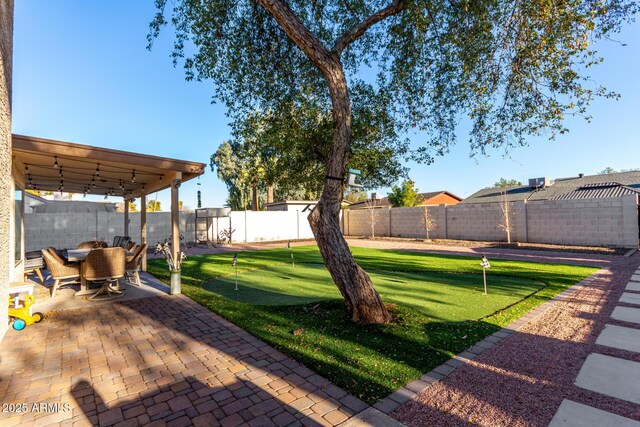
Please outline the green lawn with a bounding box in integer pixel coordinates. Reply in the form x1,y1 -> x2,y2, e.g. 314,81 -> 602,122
206,263 -> 545,321
148,245 -> 597,403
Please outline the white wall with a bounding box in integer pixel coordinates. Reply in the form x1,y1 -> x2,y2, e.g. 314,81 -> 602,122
24,210 -> 315,251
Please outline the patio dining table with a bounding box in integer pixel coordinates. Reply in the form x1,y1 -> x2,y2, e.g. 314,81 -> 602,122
67,248 -> 133,296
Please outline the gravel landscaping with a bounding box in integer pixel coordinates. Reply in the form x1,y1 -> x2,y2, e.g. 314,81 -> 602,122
391,253 -> 640,427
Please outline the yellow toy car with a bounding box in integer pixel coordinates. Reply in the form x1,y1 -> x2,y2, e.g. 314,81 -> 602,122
8,295 -> 43,330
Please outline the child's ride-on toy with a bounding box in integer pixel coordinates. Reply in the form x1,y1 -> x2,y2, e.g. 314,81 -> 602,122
8,295 -> 43,331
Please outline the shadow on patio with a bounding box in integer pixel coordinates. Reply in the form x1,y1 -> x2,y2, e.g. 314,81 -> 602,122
29,270 -> 170,313
0,292 -> 367,426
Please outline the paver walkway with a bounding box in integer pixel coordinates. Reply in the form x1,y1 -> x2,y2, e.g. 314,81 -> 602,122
370,240 -> 640,426
0,294 -> 371,426
551,264 -> 640,426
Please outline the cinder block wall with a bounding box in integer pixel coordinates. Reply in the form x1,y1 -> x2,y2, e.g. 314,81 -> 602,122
345,208 -> 390,237
526,195 -> 638,247
446,202 -> 519,241
0,0 -> 13,341
24,210 -> 317,252
25,212 -> 189,251
344,195 -> 639,248
388,206 -> 447,239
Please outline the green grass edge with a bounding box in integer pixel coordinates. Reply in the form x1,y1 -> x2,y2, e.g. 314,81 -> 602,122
147,246 -> 598,403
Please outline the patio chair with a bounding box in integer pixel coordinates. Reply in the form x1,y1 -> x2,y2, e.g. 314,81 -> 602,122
112,236 -> 131,249
48,246 -> 69,262
126,241 -> 136,251
24,250 -> 45,284
124,243 -> 147,286
41,249 -> 80,297
82,247 -> 126,299
78,240 -> 108,250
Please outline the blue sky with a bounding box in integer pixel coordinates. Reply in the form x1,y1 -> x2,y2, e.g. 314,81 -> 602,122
12,2 -> 640,210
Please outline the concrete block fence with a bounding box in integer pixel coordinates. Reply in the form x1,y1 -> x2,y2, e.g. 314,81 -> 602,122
341,194 -> 640,248
24,210 -> 316,252
23,194 -> 640,251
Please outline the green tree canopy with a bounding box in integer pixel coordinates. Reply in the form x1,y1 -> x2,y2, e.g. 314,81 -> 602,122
25,189 -> 53,197
146,199 -> 161,212
212,100 -> 410,208
151,0 -> 637,324
210,141 -> 253,210
598,166 -> 640,174
493,178 -> 523,188
599,166 -> 617,175
344,188 -> 368,204
387,180 -> 424,207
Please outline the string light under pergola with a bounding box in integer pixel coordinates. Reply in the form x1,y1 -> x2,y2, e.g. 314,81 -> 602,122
22,155 -> 166,198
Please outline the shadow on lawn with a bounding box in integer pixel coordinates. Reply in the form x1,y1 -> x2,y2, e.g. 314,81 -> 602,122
203,278 -> 332,306
146,253 -> 583,402
191,260 -> 544,315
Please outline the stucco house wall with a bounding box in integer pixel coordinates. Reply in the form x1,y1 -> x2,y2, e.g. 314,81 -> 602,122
1,0 -> 14,341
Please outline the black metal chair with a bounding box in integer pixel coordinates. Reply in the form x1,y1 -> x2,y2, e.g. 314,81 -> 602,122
112,236 -> 132,248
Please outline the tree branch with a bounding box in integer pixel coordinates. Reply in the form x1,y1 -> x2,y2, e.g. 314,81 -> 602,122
332,0 -> 406,55
256,0 -> 337,75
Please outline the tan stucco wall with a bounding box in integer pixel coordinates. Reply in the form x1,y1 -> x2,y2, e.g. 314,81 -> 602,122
0,0 -> 14,340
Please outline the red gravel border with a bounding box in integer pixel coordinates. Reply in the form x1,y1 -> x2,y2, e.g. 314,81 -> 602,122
389,253 -> 640,426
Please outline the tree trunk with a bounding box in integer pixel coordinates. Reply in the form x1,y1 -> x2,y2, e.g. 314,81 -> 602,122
252,179 -> 259,211
255,0 -> 392,324
267,185 -> 274,204
308,64 -> 391,324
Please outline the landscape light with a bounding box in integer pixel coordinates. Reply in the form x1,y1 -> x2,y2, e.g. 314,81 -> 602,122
480,254 -> 490,295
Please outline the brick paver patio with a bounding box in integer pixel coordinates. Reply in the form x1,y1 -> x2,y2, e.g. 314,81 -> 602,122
0,294 -> 369,426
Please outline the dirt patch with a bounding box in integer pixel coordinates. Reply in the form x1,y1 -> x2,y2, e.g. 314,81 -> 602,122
351,236 -> 629,256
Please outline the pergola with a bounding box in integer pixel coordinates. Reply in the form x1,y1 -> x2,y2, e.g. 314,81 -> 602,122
12,134 -> 206,276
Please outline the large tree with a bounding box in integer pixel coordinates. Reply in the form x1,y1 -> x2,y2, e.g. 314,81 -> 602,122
493,178 -> 522,188
213,98 -> 409,209
150,0 -> 636,323
388,180 -> 424,207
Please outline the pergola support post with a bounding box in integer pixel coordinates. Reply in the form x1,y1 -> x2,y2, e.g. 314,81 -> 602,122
170,173 -> 181,294
124,199 -> 129,237
141,194 -> 147,271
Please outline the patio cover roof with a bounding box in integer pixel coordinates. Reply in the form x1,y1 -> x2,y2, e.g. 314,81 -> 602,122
12,134 -> 205,199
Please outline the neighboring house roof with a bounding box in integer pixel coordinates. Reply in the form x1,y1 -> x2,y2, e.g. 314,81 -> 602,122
552,182 -> 640,200
461,171 -> 640,204
419,191 -> 463,202
348,191 -> 462,209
